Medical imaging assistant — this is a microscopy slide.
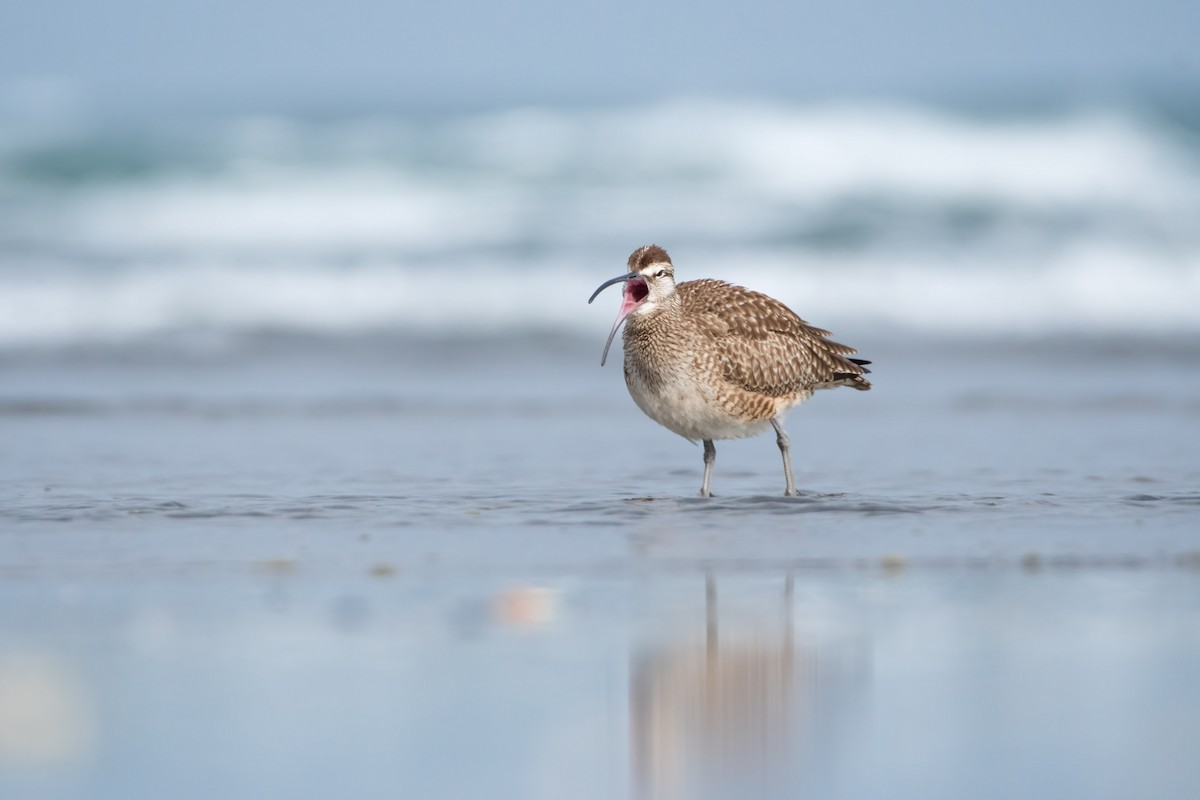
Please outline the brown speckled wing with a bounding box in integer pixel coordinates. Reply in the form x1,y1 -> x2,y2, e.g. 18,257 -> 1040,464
678,280 -> 871,395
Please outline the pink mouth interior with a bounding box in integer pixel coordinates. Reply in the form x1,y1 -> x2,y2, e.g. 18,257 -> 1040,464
620,279 -> 649,317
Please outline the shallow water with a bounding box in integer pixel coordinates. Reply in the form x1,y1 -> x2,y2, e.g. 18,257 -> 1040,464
2,333 -> 1199,798
4,568 -> 1200,800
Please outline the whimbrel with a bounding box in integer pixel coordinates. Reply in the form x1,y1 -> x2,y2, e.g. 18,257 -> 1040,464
589,245 -> 871,497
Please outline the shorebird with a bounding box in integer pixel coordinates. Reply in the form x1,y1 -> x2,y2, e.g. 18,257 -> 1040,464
589,244 -> 871,497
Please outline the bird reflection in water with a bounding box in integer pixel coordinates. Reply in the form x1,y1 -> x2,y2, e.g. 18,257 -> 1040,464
631,574 -> 819,800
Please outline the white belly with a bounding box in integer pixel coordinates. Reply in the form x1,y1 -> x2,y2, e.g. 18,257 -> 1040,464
624,360 -> 773,442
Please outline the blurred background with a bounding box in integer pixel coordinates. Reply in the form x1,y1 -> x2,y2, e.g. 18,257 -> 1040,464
4,3 -> 1200,800
2,0 -> 1199,348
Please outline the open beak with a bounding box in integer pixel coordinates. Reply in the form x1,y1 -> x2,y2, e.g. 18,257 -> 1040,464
588,271 -> 649,366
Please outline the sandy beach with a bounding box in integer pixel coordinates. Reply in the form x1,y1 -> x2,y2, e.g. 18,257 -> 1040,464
3,91 -> 1200,798
2,329 -> 1199,799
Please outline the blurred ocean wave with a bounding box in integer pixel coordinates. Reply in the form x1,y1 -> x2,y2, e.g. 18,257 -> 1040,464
2,97 -> 1198,349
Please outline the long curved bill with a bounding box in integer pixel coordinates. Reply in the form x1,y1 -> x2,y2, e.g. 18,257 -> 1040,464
588,271 -> 640,367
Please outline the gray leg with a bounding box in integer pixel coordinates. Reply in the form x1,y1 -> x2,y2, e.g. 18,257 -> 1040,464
770,417 -> 798,496
700,439 -> 716,497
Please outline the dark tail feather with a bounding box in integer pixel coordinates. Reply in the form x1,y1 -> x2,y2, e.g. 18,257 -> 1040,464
828,357 -> 872,390
848,357 -> 872,374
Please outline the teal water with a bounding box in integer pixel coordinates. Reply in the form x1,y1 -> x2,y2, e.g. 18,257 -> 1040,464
3,99 -> 1200,348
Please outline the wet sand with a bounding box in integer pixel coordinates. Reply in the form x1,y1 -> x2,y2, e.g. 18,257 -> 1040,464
2,333 -> 1199,798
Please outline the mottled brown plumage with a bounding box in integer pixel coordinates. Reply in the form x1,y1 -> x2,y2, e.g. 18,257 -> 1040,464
677,279 -> 871,396
589,244 -> 871,497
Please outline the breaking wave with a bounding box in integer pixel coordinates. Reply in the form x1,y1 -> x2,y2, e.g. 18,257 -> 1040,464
2,97 -> 1198,347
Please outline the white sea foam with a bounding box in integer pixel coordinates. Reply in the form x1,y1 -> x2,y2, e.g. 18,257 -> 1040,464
2,246 -> 1197,348
2,98 -> 1198,348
